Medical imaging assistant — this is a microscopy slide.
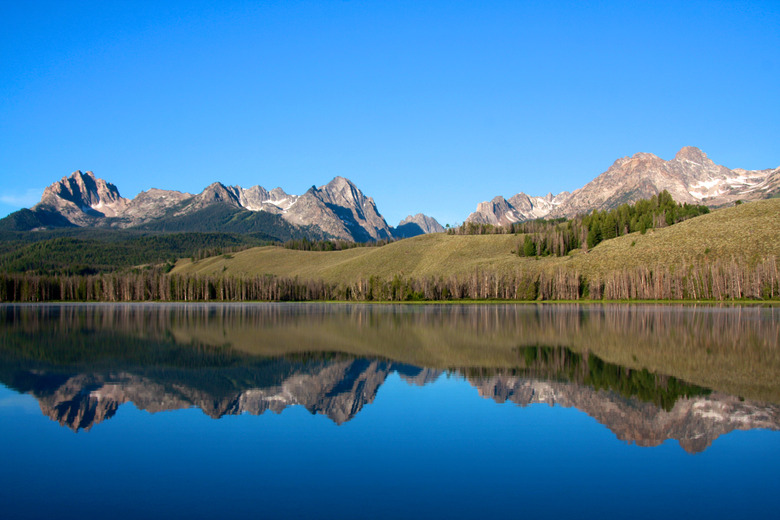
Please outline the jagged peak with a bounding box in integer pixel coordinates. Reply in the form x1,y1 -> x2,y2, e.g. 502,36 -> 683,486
329,175 -> 352,184
399,213 -> 426,223
203,181 -> 228,190
64,170 -> 94,180
322,176 -> 359,192
45,169 -> 121,199
195,182 -> 242,207
674,146 -> 710,164
632,151 -> 659,158
608,151 -> 662,170
269,187 -> 288,198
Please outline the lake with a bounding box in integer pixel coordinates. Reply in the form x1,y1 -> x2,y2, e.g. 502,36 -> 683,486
1,303 -> 778,519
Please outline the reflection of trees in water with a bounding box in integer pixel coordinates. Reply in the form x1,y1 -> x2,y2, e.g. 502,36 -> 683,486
1,342 -> 778,453
461,346 -> 710,412
2,303 -> 778,401
3,302 -> 777,345
2,303 -> 779,448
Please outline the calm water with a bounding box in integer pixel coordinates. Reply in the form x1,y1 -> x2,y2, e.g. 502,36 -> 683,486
1,303 -> 778,519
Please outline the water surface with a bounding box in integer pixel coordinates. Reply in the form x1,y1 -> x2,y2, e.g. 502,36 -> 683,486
1,303 -> 778,519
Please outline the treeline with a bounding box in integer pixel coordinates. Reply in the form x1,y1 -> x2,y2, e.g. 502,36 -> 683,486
2,256 -> 777,303
449,191 -> 710,257
281,237 -> 393,252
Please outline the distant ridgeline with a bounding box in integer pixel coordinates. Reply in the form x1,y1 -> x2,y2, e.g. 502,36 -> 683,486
451,190 -> 710,257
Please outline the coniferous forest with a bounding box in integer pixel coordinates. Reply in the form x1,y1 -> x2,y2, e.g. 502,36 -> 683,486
450,190 -> 711,257
1,255 -> 777,302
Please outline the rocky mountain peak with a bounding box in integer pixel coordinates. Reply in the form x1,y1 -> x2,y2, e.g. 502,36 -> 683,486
14,171 -> 400,241
35,170 -> 128,223
318,176 -> 364,206
275,176 -> 393,241
394,213 -> 445,237
467,191 -> 570,225
195,182 -> 241,207
269,187 -> 289,200
44,170 -> 123,207
674,146 -> 710,165
326,176 -> 353,188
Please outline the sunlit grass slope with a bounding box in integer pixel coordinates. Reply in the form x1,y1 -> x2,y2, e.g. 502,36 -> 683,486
172,198 -> 780,282
173,233 -> 525,282
568,197 -> 780,276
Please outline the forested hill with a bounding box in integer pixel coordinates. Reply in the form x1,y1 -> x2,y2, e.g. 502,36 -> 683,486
451,190 -> 710,257
0,230 -> 271,275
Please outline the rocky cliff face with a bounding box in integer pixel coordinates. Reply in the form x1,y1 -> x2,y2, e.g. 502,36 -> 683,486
34,170 -> 130,225
466,147 -> 779,224
550,146 -> 780,218
283,177 -> 394,241
466,192 -> 570,225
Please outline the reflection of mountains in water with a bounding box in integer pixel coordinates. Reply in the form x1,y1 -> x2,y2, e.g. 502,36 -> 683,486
3,345 -> 779,453
17,358 -> 438,430
4,302 -> 778,402
1,303 -> 779,452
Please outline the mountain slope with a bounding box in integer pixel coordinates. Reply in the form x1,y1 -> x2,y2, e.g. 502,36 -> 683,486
467,192 -> 571,225
32,170 -> 130,226
467,147 -> 779,224
282,177 -> 393,241
1,171 -> 396,242
134,203 -> 329,240
393,213 -> 445,238
553,146 -> 780,217
172,198 -> 780,282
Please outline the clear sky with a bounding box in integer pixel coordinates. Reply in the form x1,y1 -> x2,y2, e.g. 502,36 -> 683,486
1,0 -> 778,226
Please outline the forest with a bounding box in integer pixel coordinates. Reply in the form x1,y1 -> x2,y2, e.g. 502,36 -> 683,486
1,255 -> 777,303
450,190 -> 710,257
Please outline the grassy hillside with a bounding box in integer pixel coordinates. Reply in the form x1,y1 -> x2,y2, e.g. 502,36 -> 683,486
568,197 -> 780,276
172,198 -> 780,282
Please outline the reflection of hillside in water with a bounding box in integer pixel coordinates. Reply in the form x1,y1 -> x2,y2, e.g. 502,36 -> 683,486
1,303 -> 778,452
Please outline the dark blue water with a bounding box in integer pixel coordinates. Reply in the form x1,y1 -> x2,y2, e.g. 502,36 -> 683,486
0,303 -> 778,519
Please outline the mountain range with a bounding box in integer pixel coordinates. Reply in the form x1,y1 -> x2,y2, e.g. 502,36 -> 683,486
2,146 -> 777,241
7,356 -> 778,453
466,146 -> 780,224
4,172 -> 431,242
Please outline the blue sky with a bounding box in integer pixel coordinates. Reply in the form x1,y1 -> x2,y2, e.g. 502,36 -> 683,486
1,0 -> 778,226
